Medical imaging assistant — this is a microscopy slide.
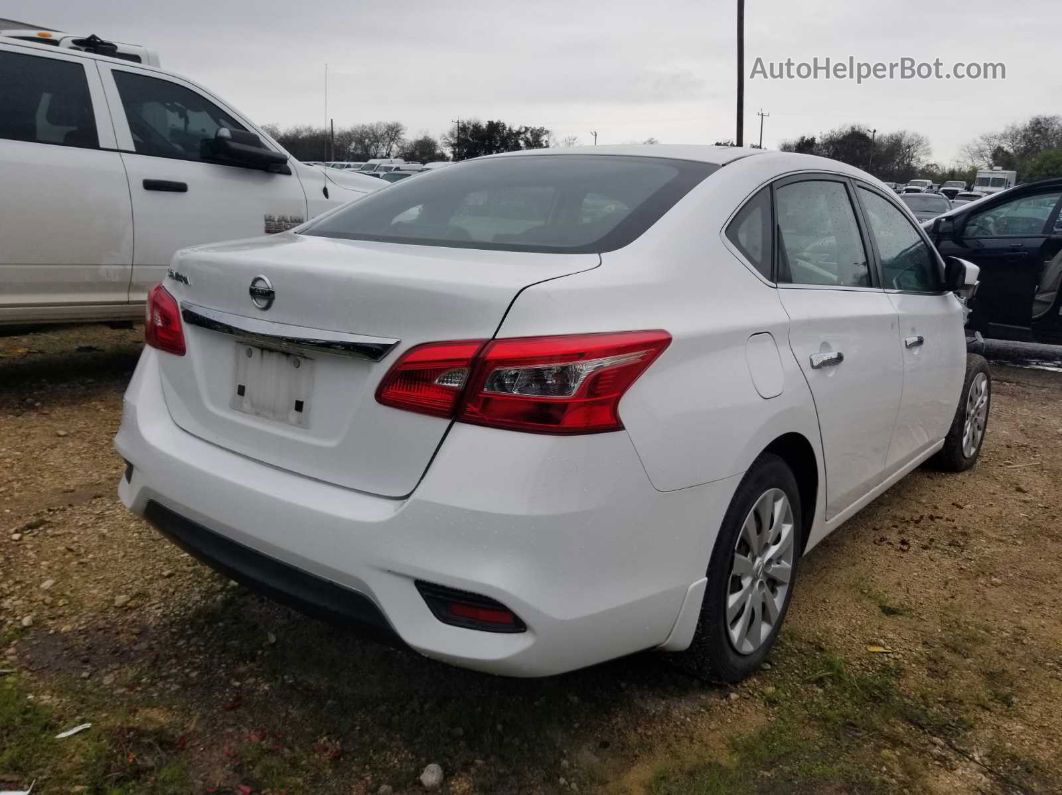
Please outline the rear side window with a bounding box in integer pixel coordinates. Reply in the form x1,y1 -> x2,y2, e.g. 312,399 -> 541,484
112,70 -> 246,161
725,187 -> 773,279
858,188 -> 943,292
0,51 -> 98,148
775,181 -> 870,288
305,155 -> 718,254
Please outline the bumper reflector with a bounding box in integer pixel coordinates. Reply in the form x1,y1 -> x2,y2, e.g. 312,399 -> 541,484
415,580 -> 526,633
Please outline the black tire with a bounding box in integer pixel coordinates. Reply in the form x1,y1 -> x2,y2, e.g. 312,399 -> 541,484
676,453 -> 802,683
930,354 -> 991,472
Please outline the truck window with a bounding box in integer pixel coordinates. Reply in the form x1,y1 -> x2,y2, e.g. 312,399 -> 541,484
0,50 -> 98,149
112,70 -> 246,161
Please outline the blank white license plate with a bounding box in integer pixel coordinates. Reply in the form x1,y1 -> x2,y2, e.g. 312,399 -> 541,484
232,343 -> 314,427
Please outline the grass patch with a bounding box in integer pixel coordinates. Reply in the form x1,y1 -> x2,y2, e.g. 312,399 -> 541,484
0,674 -> 56,778
650,637 -> 963,794
0,674 -> 192,794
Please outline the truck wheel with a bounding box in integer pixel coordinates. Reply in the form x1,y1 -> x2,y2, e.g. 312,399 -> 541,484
931,354 -> 991,472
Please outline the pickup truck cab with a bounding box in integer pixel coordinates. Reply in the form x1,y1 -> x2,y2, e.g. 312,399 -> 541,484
0,37 -> 382,327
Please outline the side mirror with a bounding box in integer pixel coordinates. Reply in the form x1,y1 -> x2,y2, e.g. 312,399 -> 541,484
944,256 -> 978,299
931,215 -> 960,244
202,128 -> 290,173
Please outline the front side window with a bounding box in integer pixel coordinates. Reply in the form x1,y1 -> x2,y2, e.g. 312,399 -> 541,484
725,187 -> 773,279
775,180 -> 870,287
112,71 -> 246,161
0,51 -> 98,148
305,155 -> 718,254
858,188 -> 943,292
965,191 -> 1062,238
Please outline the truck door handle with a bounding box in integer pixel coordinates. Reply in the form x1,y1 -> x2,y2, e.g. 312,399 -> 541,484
143,179 -> 188,192
904,335 -> 925,349
809,351 -> 844,369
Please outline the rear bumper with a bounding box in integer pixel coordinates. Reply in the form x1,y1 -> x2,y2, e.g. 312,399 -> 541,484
142,500 -> 400,645
116,348 -> 739,676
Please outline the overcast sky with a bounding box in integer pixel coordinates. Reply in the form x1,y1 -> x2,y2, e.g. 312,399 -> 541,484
4,0 -> 1057,163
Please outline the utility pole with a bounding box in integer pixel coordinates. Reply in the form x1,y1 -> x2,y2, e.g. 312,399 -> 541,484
868,128 -> 877,172
590,130 -> 598,145
736,0 -> 745,146
756,108 -> 769,149
329,118 -> 335,162
451,119 -> 462,160
324,63 -> 328,131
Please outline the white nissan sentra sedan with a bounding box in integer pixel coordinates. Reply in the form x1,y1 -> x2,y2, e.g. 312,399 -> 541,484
116,145 -> 989,680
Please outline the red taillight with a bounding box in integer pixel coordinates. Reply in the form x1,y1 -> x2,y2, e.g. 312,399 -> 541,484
375,340 -> 483,417
144,284 -> 186,356
376,330 -> 670,434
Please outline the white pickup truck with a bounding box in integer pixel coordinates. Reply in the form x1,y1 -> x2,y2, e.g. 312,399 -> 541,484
0,36 -> 382,326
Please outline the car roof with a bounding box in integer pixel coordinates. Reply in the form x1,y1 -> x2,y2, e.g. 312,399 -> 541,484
486,144 -> 769,165
1,34 -> 165,71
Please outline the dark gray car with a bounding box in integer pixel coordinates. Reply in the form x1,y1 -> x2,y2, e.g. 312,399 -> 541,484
900,192 -> 952,222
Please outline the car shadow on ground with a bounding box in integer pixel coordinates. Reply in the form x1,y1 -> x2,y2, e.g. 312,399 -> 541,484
18,582 -> 718,789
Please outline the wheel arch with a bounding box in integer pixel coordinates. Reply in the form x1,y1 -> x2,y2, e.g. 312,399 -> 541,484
760,432 -> 818,555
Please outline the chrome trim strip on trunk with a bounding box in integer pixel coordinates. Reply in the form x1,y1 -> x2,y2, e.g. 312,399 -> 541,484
180,302 -> 400,361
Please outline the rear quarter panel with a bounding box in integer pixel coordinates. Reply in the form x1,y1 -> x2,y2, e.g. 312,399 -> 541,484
495,161 -> 824,496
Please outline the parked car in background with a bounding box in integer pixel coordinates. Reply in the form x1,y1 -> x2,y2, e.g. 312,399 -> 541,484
375,163 -> 424,176
951,191 -> 986,207
326,161 -> 366,170
377,164 -> 426,183
900,192 -> 952,221
0,36 -> 381,326
118,146 -> 985,681
927,178 -> 1062,344
905,179 -> 932,192
422,160 -> 453,171
974,168 -> 1017,195
357,158 -> 406,173
940,180 -> 967,200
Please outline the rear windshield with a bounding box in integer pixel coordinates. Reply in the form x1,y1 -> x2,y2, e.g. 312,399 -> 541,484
303,154 -> 718,254
901,194 -> 950,211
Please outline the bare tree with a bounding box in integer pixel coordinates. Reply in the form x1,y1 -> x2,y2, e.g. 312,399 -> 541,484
347,122 -> 407,159
559,135 -> 580,147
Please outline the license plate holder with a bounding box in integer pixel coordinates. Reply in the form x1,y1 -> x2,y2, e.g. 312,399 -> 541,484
232,342 -> 314,427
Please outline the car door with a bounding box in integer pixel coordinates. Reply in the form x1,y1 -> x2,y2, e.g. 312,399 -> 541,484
937,187 -> 1062,338
97,64 -> 308,306
0,45 -> 132,321
1030,200 -> 1062,342
855,185 -> 967,471
773,176 -> 904,520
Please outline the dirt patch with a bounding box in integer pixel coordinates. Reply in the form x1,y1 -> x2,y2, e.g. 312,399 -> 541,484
2,325 -> 1061,793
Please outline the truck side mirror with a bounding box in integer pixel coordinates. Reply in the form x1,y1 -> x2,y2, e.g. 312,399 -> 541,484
202,128 -> 290,174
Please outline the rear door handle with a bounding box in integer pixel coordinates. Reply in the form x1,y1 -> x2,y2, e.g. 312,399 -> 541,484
904,335 -> 925,349
143,179 -> 188,192
809,351 -> 844,369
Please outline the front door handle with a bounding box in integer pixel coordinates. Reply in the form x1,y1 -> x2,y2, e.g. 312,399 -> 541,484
809,351 -> 844,369
904,335 -> 925,349
143,179 -> 188,192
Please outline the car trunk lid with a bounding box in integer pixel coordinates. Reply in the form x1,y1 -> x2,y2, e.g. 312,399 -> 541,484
157,232 -> 598,496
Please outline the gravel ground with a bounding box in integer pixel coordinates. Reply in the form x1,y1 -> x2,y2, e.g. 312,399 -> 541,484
1,325 -> 1061,794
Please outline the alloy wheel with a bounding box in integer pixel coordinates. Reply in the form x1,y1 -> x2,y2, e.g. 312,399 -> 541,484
961,372 -> 989,459
726,488 -> 795,655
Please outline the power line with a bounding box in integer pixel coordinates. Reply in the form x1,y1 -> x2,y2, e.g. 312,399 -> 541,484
757,108 -> 769,149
